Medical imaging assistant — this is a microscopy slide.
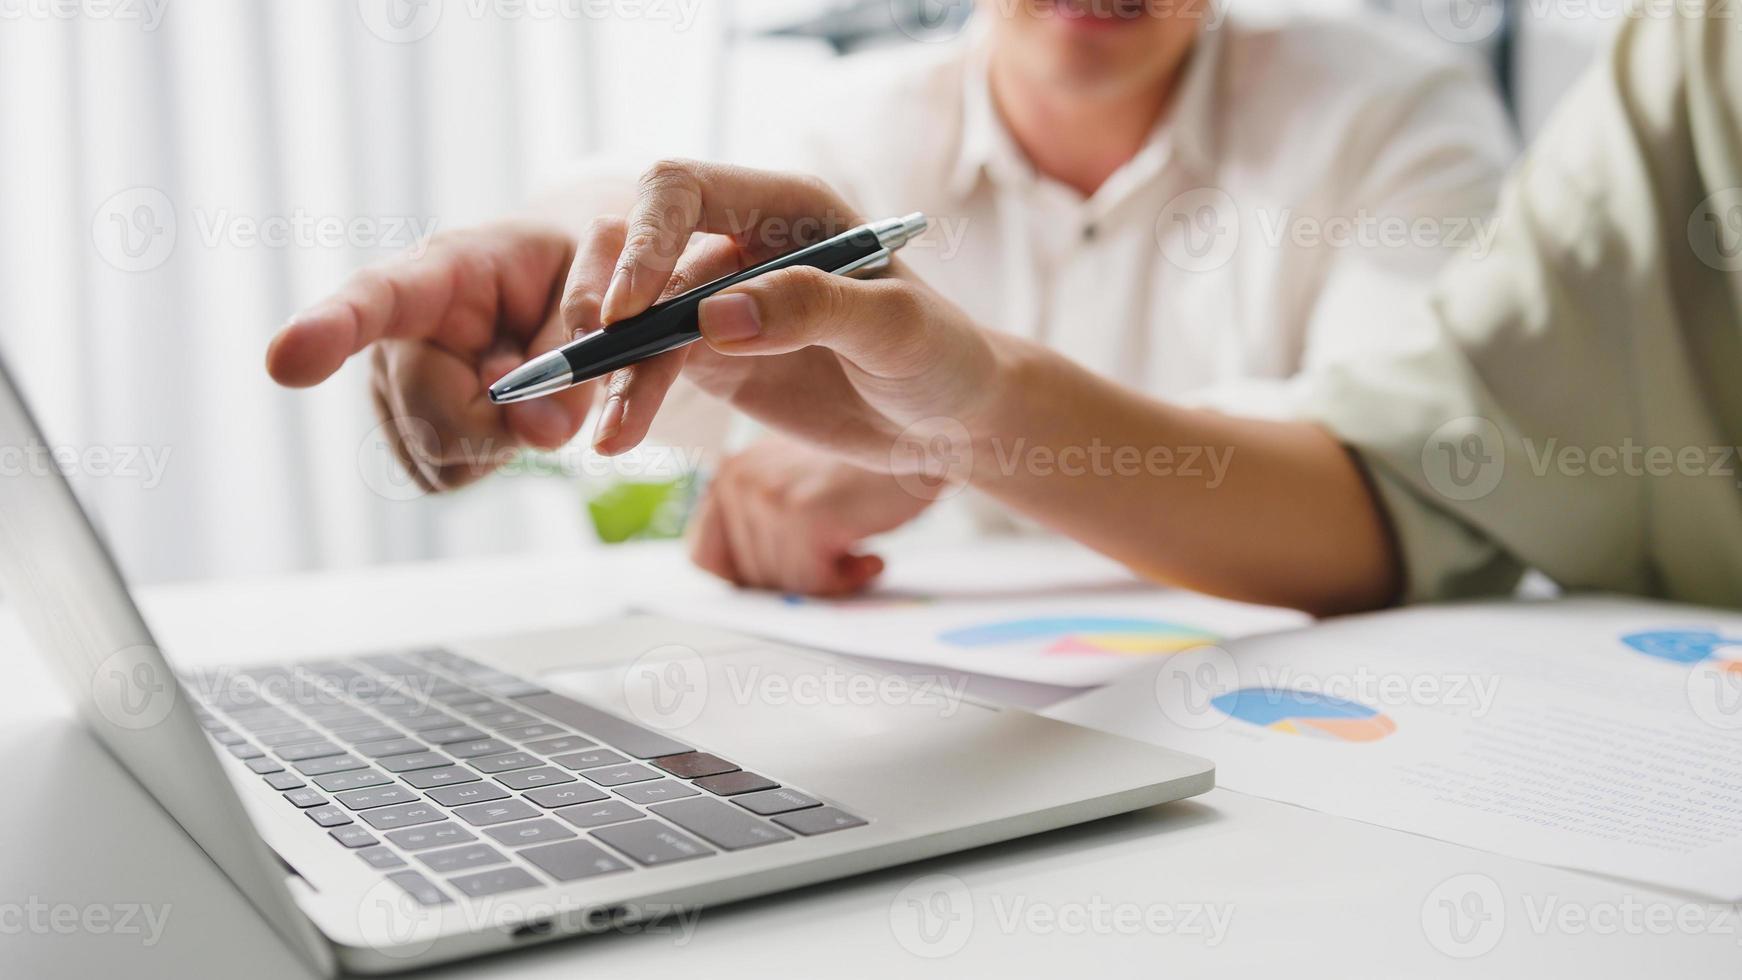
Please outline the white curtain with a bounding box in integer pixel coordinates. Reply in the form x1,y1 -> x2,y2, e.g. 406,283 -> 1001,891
3,0 -> 1459,587
0,0 -> 847,585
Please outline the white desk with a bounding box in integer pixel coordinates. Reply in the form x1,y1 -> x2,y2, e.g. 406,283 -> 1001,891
2,544 -> 1736,978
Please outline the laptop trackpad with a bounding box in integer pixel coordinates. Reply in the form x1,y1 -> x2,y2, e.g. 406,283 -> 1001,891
538,645 -> 984,757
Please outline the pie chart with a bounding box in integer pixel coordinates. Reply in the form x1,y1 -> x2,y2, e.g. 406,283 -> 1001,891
938,616 -> 1220,657
1210,687 -> 1397,742
1622,630 -> 1742,674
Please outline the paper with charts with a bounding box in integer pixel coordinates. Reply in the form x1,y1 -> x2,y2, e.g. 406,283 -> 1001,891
637,539 -> 1309,687
1044,597 -> 1742,900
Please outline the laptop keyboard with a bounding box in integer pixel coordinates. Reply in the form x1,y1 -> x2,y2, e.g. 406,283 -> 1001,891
185,648 -> 865,908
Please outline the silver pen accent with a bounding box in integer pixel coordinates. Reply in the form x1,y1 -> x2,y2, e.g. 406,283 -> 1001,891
489,350 -> 574,404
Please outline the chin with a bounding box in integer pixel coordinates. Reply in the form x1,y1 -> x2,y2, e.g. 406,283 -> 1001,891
1039,46 -> 1162,97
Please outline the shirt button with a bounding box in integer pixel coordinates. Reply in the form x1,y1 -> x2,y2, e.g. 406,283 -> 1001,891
1082,223 -> 1099,242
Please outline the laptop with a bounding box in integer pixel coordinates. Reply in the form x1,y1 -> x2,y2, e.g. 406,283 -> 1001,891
0,354 -> 1214,975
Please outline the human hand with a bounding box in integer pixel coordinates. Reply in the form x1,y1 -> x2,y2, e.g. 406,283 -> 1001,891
687,436 -> 934,595
577,160 -> 1006,480
264,219 -> 616,492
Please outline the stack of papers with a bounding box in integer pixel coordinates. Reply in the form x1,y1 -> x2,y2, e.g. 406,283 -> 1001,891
1044,597 -> 1742,900
645,541 -> 1742,898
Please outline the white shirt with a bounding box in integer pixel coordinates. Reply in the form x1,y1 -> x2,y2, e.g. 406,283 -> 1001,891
742,15 -> 1517,535
789,15 -> 1515,413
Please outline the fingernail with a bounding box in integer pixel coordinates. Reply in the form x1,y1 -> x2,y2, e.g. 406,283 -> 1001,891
594,395 -> 625,446
601,269 -> 631,322
699,293 -> 762,343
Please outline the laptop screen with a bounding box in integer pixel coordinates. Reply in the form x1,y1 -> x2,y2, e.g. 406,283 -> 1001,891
0,352 -> 331,972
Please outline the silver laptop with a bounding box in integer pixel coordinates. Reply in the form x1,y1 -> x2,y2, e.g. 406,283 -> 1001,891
0,354 -> 1213,975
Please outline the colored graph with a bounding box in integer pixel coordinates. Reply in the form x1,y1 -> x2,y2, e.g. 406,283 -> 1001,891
1210,687 -> 1397,742
1622,630 -> 1742,674
937,616 -> 1220,657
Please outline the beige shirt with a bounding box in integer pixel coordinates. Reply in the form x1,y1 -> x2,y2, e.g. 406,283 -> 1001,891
795,16 -> 1514,418
1306,2 -> 1742,607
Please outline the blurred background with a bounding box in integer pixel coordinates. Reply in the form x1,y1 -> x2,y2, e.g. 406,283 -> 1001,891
0,0 -> 1619,586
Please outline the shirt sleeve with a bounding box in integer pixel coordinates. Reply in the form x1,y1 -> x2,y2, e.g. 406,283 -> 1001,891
1185,39 -> 1515,421
1304,4 -> 1740,601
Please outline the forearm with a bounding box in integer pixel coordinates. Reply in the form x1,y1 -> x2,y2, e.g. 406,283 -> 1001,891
968,341 -> 1402,616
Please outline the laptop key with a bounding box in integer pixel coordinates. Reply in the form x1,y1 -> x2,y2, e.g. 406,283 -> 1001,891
331,725 -> 404,745
386,871 -> 451,906
256,727 -> 321,748
443,738 -> 513,759
452,798 -> 541,827
425,782 -> 509,808
651,797 -> 792,851
415,843 -> 508,874
733,788 -> 823,816
554,800 -> 642,829
264,772 -> 305,791
400,765 -> 480,789
469,752 -> 538,774
335,785 -> 420,811
306,806 -> 352,828
694,771 -> 778,797
295,754 -> 368,777
282,788 -> 327,809
479,679 -> 547,699
523,784 -> 609,809
549,749 -> 626,771
313,768 -> 392,793
496,723 -> 564,742
276,740 -> 345,762
471,709 -> 540,730
421,725 -> 487,745
228,743 -> 266,761
615,780 -> 700,806
521,840 -> 630,882
357,846 -> 407,870
515,692 -> 692,760
378,752 -> 452,773
386,822 -> 475,851
582,764 -> 660,788
430,688 -> 492,707
383,709 -> 462,733
355,738 -> 427,759
484,819 -> 576,848
652,752 -> 738,779
448,867 -> 540,898
246,757 -> 285,775
329,825 -> 378,849
773,807 -> 867,835
522,735 -> 594,756
590,820 -> 713,866
361,802 -> 445,831
495,767 -> 573,791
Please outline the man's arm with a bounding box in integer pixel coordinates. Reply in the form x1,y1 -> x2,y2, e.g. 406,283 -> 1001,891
964,339 -> 1403,615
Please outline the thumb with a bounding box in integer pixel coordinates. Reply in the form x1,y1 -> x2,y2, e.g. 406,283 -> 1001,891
695,266 -> 932,378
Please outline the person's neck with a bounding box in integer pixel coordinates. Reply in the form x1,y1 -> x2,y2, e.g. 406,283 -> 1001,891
986,56 -> 1182,199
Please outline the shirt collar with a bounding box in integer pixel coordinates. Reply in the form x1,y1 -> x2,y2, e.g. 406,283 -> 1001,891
946,21 -> 1224,203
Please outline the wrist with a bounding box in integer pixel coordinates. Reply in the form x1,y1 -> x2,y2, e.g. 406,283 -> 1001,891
961,337 -> 1053,489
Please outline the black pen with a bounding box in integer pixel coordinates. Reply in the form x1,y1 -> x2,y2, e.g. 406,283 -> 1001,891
488,212 -> 930,404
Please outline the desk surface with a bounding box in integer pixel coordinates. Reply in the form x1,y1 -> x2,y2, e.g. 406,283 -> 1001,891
2,544 -> 1736,978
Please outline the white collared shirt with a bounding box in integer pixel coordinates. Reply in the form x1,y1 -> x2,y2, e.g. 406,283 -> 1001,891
789,15 -> 1514,413
727,14 -> 1516,534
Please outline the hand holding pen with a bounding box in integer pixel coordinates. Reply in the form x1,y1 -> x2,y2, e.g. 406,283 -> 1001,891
266,160 -> 1000,476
